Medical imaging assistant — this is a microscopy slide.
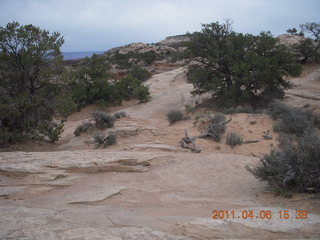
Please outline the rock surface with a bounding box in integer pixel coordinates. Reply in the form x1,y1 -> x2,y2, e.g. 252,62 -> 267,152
1,64 -> 320,239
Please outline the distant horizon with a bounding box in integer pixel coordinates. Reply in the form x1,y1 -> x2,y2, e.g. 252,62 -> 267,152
62,51 -> 105,60
1,0 -> 318,52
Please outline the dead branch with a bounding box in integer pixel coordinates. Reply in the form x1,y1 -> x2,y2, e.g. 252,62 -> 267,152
180,129 -> 201,153
243,140 -> 260,144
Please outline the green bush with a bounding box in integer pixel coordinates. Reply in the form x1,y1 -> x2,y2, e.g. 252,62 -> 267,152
55,95 -> 78,118
166,110 -> 185,124
133,85 -> 151,102
0,22 -> 65,145
226,132 -> 243,147
247,131 -> 320,195
93,111 -> 115,129
129,65 -> 151,82
187,21 -> 302,106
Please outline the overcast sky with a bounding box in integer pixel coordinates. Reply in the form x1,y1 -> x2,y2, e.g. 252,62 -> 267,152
0,0 -> 319,52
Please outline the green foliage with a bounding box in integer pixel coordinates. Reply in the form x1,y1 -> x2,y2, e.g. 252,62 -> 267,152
286,28 -> 304,36
67,54 -> 151,108
0,22 -> 64,145
294,38 -> 319,64
226,132 -> 243,147
166,110 -> 185,124
67,54 -> 117,106
128,65 -> 151,82
55,95 -> 78,118
114,75 -> 140,101
187,21 -> 302,106
292,22 -> 320,63
247,132 -> 320,194
108,50 -> 161,68
133,85 -> 151,102
93,111 -> 115,129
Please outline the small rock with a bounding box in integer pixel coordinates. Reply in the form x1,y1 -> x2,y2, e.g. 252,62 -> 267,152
263,134 -> 272,140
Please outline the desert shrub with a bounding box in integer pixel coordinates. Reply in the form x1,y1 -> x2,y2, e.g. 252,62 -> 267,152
138,50 -> 159,65
133,85 -> 151,102
43,121 -> 64,143
128,65 -> 151,82
247,131 -> 320,195
226,132 -> 243,147
55,95 -> 78,118
166,110 -> 185,124
103,134 -> 117,147
185,104 -> 195,113
212,113 -> 226,123
114,75 -> 140,101
269,101 -> 320,135
201,113 -> 227,142
92,111 -> 115,129
74,122 -> 94,136
272,119 -> 287,132
114,111 -> 128,119
224,105 -> 254,114
92,133 -> 106,145
206,123 -> 226,142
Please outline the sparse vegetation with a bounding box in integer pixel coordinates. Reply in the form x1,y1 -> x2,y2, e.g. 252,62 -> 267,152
92,133 -> 106,145
248,101 -> 320,196
269,101 -> 320,136
92,133 -> 117,147
226,132 -> 243,147
114,111 -> 128,119
166,110 -> 185,124
202,113 -> 227,142
93,111 -> 115,129
247,131 -> 320,195
223,105 -> 254,114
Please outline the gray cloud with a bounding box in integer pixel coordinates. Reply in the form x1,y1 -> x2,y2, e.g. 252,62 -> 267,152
0,0 -> 319,51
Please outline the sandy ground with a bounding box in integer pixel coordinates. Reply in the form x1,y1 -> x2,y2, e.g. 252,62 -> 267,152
1,65 -> 320,239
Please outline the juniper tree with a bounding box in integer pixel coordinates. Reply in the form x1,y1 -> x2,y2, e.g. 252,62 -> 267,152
187,21 -> 302,106
0,22 -> 64,145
